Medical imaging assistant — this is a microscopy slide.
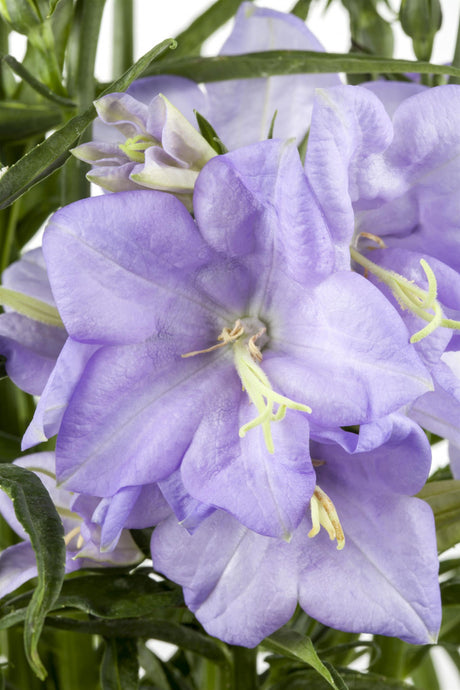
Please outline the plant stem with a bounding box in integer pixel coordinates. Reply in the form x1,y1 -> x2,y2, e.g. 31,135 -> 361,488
112,0 -> 134,78
232,647 -> 258,690
372,636 -> 406,679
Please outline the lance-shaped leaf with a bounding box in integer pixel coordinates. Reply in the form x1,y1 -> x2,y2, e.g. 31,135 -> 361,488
148,50 -> 460,82
0,38 -> 176,210
0,463 -> 65,680
418,480 -> 460,553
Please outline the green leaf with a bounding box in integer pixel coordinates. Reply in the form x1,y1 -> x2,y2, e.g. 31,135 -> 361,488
1,54 -> 74,106
418,479 -> 460,552
0,102 -> 62,142
262,629 -> 344,689
147,50 -> 460,82
101,638 -> 139,690
291,0 -> 314,20
0,37 -> 176,210
0,463 -> 65,680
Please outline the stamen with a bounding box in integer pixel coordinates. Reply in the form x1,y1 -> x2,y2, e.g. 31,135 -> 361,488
181,319 -> 312,453
358,232 -> 387,249
308,486 -> 345,550
64,525 -> 81,547
181,320 -> 244,358
350,248 -> 460,343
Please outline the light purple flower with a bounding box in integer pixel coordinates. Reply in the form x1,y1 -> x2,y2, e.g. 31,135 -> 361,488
0,249 -> 67,395
305,83 -> 460,443
72,3 -> 340,196
42,139 -> 431,540
0,453 -> 144,600
151,415 -> 441,647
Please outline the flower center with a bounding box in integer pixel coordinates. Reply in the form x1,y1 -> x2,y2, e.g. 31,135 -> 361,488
182,318 -> 311,453
119,133 -> 158,163
308,485 -> 345,550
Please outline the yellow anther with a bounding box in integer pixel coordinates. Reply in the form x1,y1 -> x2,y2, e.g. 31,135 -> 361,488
308,486 -> 345,551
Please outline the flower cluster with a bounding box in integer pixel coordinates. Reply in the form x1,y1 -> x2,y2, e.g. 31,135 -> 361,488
3,2 -> 459,648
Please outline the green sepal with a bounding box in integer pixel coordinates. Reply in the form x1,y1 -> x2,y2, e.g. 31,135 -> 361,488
261,628 -> 345,689
417,479 -> 460,553
194,110 -> 227,154
100,638 -> 139,690
0,463 -> 65,680
0,37 -> 176,210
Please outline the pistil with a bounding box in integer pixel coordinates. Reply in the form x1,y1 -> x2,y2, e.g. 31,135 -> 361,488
119,133 -> 158,163
308,485 -> 345,550
182,319 -> 311,453
351,247 -> 460,343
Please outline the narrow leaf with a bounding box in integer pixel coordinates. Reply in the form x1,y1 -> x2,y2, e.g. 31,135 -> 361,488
147,50 -> 460,82
418,480 -> 460,553
1,54 -> 75,106
0,38 -> 176,210
0,102 -> 62,141
0,464 -> 65,680
194,110 -> 227,153
262,629 -> 343,689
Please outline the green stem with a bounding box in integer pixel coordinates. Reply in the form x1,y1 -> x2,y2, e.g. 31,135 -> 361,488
372,636 -> 406,679
64,0 -> 107,203
232,647 -> 258,690
112,0 -> 134,78
0,197 -> 20,273
451,8 -> 460,84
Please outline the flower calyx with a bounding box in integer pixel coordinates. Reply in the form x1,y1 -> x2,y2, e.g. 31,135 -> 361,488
182,319 -> 311,453
308,485 -> 345,550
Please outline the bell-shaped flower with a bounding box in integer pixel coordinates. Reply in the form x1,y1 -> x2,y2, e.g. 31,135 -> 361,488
72,3 -> 341,198
151,415 -> 441,647
0,453 -> 144,600
42,139 -> 431,540
305,83 -> 460,443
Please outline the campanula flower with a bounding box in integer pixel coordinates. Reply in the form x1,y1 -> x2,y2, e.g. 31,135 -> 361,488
151,415 -> 441,646
42,139 -> 431,540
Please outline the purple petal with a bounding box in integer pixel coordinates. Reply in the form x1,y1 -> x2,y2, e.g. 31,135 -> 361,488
362,81 -> 427,118
22,338 -> 98,449
151,511 -> 298,647
194,139 -> 334,286
0,313 -> 66,395
0,542 -> 39,598
264,271 -> 432,425
306,85 -> 394,269
95,92 -> 149,138
298,448 -> 440,644
206,3 -> 340,148
43,191 -> 227,344
182,364 -> 314,538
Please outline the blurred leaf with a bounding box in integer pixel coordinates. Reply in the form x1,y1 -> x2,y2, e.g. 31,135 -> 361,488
0,37 -> 176,210
148,50 -> 460,82
0,102 -> 62,142
269,668 -> 420,689
101,638 -> 139,690
0,463 -> 65,680
0,54 -> 74,106
0,0 -> 41,34
262,629 -> 345,689
0,430 -> 22,462
418,479 -> 460,552
291,0 -> 313,20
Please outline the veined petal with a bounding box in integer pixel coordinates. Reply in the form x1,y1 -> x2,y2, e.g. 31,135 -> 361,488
151,511 -> 298,647
181,364 -> 314,539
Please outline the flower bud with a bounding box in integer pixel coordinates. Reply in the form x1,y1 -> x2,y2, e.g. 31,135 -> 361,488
400,0 -> 443,61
